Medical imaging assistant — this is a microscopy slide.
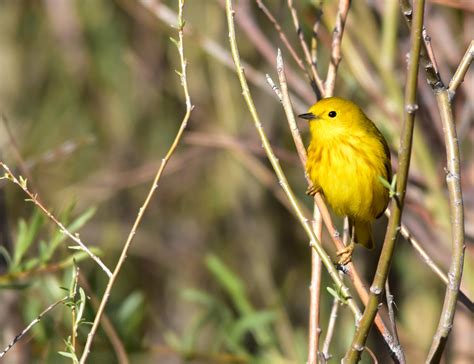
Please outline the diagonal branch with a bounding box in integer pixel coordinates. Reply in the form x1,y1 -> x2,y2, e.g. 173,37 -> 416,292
448,40 -> 474,100
287,0 -> 326,97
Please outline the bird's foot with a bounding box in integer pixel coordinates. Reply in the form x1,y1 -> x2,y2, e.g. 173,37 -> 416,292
336,241 -> 355,265
306,185 -> 320,196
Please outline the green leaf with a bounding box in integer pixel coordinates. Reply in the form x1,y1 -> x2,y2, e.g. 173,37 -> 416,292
181,288 -> 218,307
378,175 -> 392,190
75,288 -> 86,328
116,291 -> 145,338
327,285 -> 348,304
379,174 -> 397,198
169,36 -> 179,49
58,351 -> 75,359
12,211 -> 44,269
228,310 -> 277,343
205,254 -> 251,314
46,207 -> 96,260
0,246 -> 12,268
18,175 -> 28,189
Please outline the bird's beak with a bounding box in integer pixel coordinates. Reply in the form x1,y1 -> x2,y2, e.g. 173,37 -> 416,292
298,112 -> 316,120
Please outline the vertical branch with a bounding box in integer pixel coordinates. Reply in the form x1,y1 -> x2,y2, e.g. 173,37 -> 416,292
426,90 -> 465,362
308,211 -> 323,364
78,1 -> 194,362
321,218 -> 348,361
399,2 -> 467,361
343,0 -> 425,362
385,279 -> 402,354
225,0 -> 361,320
274,51 -> 323,362
325,0 -> 351,96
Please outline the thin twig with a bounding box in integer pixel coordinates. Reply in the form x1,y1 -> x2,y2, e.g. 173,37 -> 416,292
228,0 -> 314,103
448,40 -> 474,100
321,218 -> 349,362
225,0 -> 361,319
385,210 -> 473,312
70,264 -> 80,351
137,0 -> 306,111
310,5 -> 322,66
78,1 -> 194,362
343,0 -> 425,362
308,210 -> 323,364
0,163 -> 112,278
426,90 -> 466,363
325,0 -> 351,96
385,280 -> 402,357
255,0 -> 306,72
287,0 -> 325,97
78,274 -> 129,364
0,296 -> 69,358
321,298 -> 341,361
276,49 -> 323,363
399,0 -> 443,90
1,116 -> 36,193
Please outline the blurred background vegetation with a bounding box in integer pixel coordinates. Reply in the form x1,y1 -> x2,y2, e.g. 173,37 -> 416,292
0,0 -> 472,363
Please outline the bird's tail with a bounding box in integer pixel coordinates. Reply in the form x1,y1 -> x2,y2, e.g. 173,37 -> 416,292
351,220 -> 374,250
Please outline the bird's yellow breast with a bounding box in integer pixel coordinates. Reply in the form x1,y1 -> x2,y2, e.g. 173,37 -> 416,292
306,129 -> 389,222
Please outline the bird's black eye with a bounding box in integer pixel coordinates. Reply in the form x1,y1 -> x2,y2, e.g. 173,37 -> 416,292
328,111 -> 337,118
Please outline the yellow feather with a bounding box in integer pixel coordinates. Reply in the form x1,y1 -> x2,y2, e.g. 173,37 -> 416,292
304,97 -> 391,250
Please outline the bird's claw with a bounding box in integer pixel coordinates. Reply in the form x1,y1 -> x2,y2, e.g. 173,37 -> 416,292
306,185 -> 320,196
336,242 -> 355,265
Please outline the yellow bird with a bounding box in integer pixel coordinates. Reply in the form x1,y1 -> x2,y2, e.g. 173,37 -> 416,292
299,97 -> 392,264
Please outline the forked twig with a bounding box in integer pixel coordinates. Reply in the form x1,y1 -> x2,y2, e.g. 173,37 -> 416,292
448,40 -> 473,100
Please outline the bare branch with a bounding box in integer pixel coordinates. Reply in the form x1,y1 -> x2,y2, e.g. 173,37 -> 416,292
325,0 -> 351,96
0,297 -> 69,358
287,0 -> 325,97
448,40 -> 474,100
78,1 -> 194,362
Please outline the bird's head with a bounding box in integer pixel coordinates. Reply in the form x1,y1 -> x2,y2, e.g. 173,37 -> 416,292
299,97 -> 366,137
